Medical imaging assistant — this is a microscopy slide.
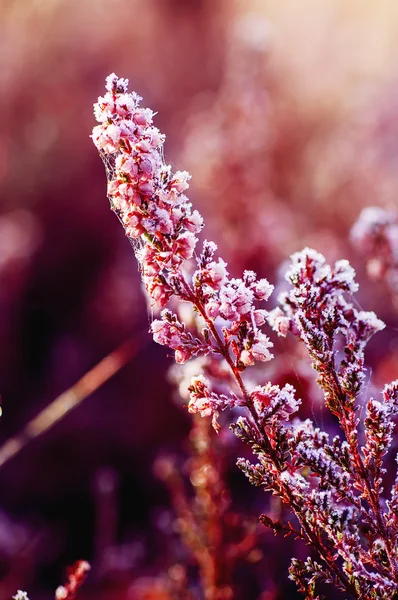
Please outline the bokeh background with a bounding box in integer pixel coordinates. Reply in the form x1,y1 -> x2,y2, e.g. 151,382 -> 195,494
1,0 -> 398,598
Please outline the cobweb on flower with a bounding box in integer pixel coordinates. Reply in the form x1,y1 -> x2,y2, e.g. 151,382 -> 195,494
98,149 -> 159,325
99,149 -> 145,256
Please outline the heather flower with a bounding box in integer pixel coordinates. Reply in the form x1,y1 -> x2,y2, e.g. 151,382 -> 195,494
269,248 -> 385,410
267,306 -> 293,336
252,277 -> 274,301
251,383 -> 300,421
200,257 -> 228,290
92,74 -> 203,309
152,310 -> 209,364
188,374 -> 241,431
240,332 -> 274,366
13,592 -> 29,600
384,380 -> 398,412
231,248 -> 398,598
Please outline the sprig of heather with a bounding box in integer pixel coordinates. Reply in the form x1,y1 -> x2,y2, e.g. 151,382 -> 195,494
92,74 -> 274,426
267,249 -> 398,595
93,75 -> 398,598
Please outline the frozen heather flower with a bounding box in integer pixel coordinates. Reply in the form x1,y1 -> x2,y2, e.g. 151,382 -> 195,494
356,310 -> 385,341
384,380 -> 398,413
105,72 -> 129,93
92,74 -> 204,309
169,356 -> 209,400
279,470 -> 309,494
238,349 -> 253,367
170,170 -> 191,192
151,310 -> 207,364
202,258 -> 228,289
251,383 -> 300,421
285,247 -> 328,285
206,298 -> 221,319
272,248 -> 385,406
251,278 -> 274,301
188,375 -> 215,418
219,280 -> 254,319
94,77 -> 398,599
188,374 -> 241,431
351,207 -> 395,248
251,339 -> 273,362
332,259 -> 359,293
267,306 -> 293,336
13,592 -> 29,600
253,309 -> 268,326
152,318 -> 183,349
240,333 -> 273,366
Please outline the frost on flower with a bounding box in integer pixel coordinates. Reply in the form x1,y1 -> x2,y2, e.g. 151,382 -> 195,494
93,74 -> 275,387
92,74 -> 203,309
188,374 -> 242,432
151,309 -> 209,364
269,248 -> 385,412
384,379 -> 398,413
13,592 -> 29,600
351,207 -> 395,249
250,383 -> 300,421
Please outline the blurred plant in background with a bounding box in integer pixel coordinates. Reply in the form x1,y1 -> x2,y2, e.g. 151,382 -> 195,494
149,417 -> 261,600
351,207 -> 398,307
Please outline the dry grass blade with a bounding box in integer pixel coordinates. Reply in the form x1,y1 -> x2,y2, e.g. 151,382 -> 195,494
0,333 -> 149,468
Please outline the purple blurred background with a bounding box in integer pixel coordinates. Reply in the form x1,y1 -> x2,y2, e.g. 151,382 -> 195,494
1,1 -> 398,598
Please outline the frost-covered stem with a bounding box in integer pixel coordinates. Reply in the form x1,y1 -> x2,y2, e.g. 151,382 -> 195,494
180,274 -> 262,432
185,279 -> 355,595
328,364 -> 398,581
179,277 -> 248,396
178,277 -> 356,595
260,444 -> 356,594
312,315 -> 398,581
281,485 -> 356,596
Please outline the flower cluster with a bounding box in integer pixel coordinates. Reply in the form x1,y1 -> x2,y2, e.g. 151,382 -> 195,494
92,73 -> 203,307
268,249 -> 385,411
188,373 -> 243,432
93,74 -> 274,394
13,592 -> 29,600
94,78 -> 398,599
